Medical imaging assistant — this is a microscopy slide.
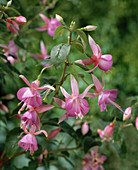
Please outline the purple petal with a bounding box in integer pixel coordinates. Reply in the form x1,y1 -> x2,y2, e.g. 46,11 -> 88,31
80,84 -> 94,98
98,55 -> 113,71
75,58 -> 93,65
103,89 -> 117,104
71,75 -> 79,96
92,74 -> 103,92
38,85 -> 55,91
0,44 -> 8,48
85,92 -> 99,98
40,41 -> 47,55
36,25 -> 48,31
60,87 -> 72,99
53,97 -> 65,109
17,87 -> 33,100
98,92 -> 110,105
40,14 -> 49,24
88,35 -> 98,56
29,95 -> 42,107
35,104 -> 54,113
19,75 -> 31,86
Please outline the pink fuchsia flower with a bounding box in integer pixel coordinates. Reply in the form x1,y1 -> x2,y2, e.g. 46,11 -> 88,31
17,75 -> 55,113
136,117 -> 138,130
75,35 -> 113,73
36,14 -> 62,36
97,122 -> 114,141
43,0 -> 47,4
21,105 -> 54,130
6,18 -> 19,34
0,40 -> 18,64
123,107 -> 132,121
29,41 -> 50,67
18,125 -> 48,155
48,128 -> 61,140
60,75 -> 93,119
82,147 -> 106,170
15,16 -> 27,25
86,74 -> 123,112
81,122 -> 89,135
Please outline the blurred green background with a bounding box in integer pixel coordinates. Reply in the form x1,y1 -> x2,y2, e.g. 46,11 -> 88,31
0,0 -> 138,169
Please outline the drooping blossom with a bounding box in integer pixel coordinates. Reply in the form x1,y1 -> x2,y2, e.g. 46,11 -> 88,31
29,41 -> 50,67
82,147 -> 106,170
54,75 -> 93,121
135,117 -> 138,130
15,16 -> 27,25
17,75 -> 55,113
48,128 -> 61,140
75,35 -> 113,72
36,14 -> 62,36
6,18 -> 19,34
81,122 -> 89,135
18,125 -> 48,155
97,122 -> 114,141
38,149 -> 48,166
0,40 -> 18,64
86,74 -> 123,112
21,105 -> 54,130
123,107 -> 132,121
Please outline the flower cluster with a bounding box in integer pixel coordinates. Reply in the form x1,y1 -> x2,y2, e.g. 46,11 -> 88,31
17,75 -> 55,154
82,147 -> 106,170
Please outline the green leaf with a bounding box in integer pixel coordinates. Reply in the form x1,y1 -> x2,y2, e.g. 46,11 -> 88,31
82,136 -> 102,153
53,25 -> 66,39
59,121 -> 79,140
76,30 -> 87,50
14,39 -> 25,49
71,41 -> 84,53
5,127 -> 22,158
50,43 -> 71,69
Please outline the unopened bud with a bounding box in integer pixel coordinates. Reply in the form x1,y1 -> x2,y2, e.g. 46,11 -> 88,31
123,107 -> 132,121
81,122 -> 89,135
7,0 -> 12,8
15,16 -> 27,25
135,117 -> 138,130
104,123 -> 114,137
48,128 -> 61,140
2,94 -> 15,100
83,25 -> 97,31
0,104 -> 9,113
56,14 -> 64,23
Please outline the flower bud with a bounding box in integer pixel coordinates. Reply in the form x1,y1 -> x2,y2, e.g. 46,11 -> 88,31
48,128 -> 61,140
0,104 -> 9,113
135,117 -> 138,130
81,122 -> 89,135
15,16 -> 27,25
123,107 -> 132,121
7,0 -> 12,7
56,14 -> 63,23
2,94 -> 15,100
83,25 -> 97,31
6,19 -> 19,34
104,122 -> 114,137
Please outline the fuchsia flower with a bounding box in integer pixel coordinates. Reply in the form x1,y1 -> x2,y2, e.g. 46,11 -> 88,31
136,117 -> 138,130
15,16 -> 27,25
43,0 -> 47,4
82,147 -> 106,170
29,41 -> 50,67
54,75 -> 93,122
123,107 -> 132,121
97,122 -> 114,141
81,122 -> 89,135
18,125 -> 48,155
75,35 -> 113,72
86,74 -> 123,112
17,75 -> 55,113
36,14 -> 62,36
48,128 -> 61,140
6,18 -> 19,34
0,40 -> 18,65
21,105 -> 54,130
